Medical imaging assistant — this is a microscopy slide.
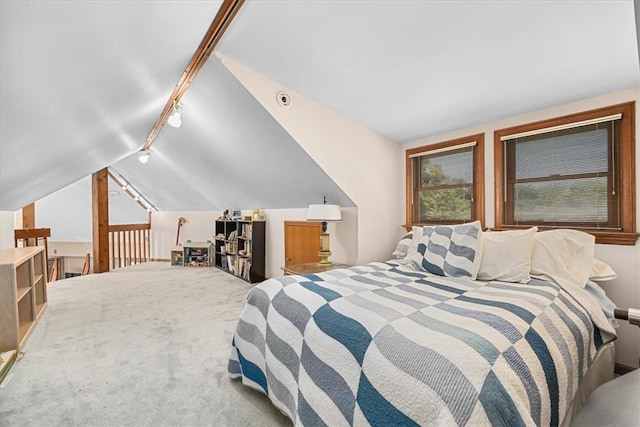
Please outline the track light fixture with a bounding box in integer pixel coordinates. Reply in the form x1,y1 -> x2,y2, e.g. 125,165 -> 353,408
167,102 -> 183,128
138,150 -> 151,164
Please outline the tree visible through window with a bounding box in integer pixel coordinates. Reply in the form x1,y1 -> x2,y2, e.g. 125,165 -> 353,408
416,149 -> 472,221
406,134 -> 484,226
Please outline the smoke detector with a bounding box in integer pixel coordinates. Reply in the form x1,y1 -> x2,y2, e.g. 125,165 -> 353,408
276,91 -> 291,107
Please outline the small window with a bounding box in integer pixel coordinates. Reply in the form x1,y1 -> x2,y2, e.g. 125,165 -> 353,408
406,134 -> 484,226
495,102 -> 637,245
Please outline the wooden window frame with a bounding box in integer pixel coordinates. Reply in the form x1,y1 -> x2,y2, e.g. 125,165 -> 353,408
494,101 -> 637,245
405,133 -> 485,229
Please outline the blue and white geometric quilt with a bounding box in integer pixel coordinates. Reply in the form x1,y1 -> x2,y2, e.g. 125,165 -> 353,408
228,262 -> 615,426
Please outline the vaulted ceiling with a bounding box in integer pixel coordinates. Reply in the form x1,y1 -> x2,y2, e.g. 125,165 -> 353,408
1,0 -> 638,212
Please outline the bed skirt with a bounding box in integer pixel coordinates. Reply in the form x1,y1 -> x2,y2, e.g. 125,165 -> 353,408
560,341 -> 615,427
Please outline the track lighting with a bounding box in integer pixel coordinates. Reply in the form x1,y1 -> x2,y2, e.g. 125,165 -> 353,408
138,150 -> 151,164
167,102 -> 183,128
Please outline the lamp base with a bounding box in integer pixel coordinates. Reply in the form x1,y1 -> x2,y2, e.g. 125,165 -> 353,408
318,250 -> 332,266
318,232 -> 332,265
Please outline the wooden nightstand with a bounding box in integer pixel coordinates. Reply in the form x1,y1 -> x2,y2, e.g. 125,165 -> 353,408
281,262 -> 349,275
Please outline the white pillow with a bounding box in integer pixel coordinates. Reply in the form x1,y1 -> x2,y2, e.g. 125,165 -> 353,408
477,227 -> 537,283
590,258 -> 617,281
530,229 -> 595,288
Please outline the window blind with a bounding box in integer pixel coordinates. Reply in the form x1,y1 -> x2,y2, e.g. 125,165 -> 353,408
504,119 -> 620,228
499,114 -> 622,141
408,140 -> 476,158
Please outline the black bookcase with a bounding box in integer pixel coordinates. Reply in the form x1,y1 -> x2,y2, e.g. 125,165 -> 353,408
214,220 -> 266,283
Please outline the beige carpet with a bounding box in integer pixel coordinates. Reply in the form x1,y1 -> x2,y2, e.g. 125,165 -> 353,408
0,262 -> 291,427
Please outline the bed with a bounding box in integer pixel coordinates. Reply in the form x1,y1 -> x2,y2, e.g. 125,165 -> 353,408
228,224 -> 618,426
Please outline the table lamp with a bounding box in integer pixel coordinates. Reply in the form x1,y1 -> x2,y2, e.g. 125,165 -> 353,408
307,197 -> 342,265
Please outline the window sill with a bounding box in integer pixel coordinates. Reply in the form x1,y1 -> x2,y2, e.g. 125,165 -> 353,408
491,226 -> 639,246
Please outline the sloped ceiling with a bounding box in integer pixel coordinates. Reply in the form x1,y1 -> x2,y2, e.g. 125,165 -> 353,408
1,0 -> 639,213
109,57 -> 354,211
218,0 -> 639,142
0,0 -> 220,210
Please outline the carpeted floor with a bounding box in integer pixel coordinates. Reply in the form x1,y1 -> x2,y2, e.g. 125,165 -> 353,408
0,262 -> 291,427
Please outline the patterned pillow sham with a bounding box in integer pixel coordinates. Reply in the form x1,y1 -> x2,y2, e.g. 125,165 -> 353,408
410,220 -> 483,279
392,231 -> 413,258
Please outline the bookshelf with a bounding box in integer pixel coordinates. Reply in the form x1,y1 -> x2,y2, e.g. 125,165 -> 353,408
214,220 -> 265,283
0,246 -> 48,353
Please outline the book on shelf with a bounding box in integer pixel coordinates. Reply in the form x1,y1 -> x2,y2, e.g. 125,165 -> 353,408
237,257 -> 251,279
226,255 -> 234,273
214,218 -> 263,283
241,223 -> 253,239
244,260 -> 252,280
225,241 -> 237,254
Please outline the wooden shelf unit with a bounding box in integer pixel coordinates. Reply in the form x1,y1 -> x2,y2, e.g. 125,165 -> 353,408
170,242 -> 214,267
0,246 -> 48,353
214,220 -> 265,283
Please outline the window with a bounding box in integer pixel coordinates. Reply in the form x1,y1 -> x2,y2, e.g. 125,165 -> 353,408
406,134 -> 484,226
495,102 -> 637,245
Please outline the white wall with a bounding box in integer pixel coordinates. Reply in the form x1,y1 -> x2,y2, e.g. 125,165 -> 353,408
0,210 -> 15,250
47,241 -> 93,275
220,55 -> 406,265
0,208 -> 90,274
261,207 -> 357,278
151,211 -> 218,258
34,175 -> 150,242
29,174 -> 149,274
401,87 -> 640,368
36,176 -> 92,241
151,208 -> 356,279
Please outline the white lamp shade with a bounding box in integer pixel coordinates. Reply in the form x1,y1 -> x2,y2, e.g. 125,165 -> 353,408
167,110 -> 182,127
307,204 -> 342,222
138,152 -> 151,163
167,103 -> 183,128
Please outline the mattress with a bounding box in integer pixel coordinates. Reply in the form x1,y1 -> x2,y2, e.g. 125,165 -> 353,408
229,261 -> 616,426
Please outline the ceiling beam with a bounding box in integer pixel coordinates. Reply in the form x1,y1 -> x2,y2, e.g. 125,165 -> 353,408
92,168 -> 110,273
142,0 -> 245,151
108,169 -> 156,212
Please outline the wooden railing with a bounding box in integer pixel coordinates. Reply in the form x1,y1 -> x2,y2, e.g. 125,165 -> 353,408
108,224 -> 151,269
15,227 -> 51,278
